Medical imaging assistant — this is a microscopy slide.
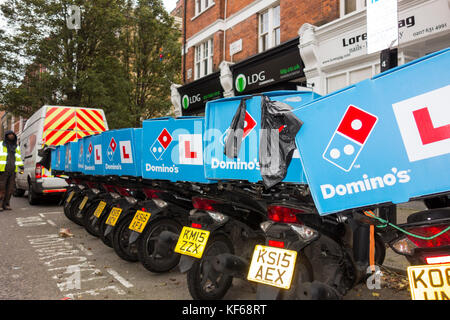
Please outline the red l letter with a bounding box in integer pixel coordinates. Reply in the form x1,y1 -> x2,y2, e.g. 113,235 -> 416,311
412,107 -> 450,145
184,141 -> 197,159
122,146 -> 130,159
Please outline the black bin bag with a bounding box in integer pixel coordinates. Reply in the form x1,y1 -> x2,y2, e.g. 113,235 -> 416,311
223,97 -> 251,159
259,95 -> 303,189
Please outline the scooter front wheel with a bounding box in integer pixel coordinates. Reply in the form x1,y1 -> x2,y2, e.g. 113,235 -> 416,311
187,234 -> 234,300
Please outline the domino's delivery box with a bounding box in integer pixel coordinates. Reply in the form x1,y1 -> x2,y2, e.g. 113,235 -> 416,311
204,90 -> 320,186
64,140 -> 79,173
292,48 -> 450,216
141,116 -> 210,183
77,136 -> 86,173
103,128 -> 142,177
82,133 -> 104,176
51,144 -> 65,172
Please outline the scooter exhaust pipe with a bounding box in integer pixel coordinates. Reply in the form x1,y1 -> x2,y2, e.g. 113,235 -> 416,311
154,230 -> 179,257
212,253 -> 249,278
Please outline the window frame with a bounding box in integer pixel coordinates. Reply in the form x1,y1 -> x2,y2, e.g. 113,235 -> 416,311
194,38 -> 214,80
340,0 -> 367,17
194,0 -> 215,18
258,4 -> 281,53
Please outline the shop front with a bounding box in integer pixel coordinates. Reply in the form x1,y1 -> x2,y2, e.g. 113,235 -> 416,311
298,0 -> 450,95
172,37 -> 308,115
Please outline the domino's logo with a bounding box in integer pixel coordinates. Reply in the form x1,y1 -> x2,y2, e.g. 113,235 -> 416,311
86,142 -> 93,162
107,137 -> 117,161
151,128 -> 172,160
222,111 -> 257,146
392,85 -> 450,162
323,105 -> 378,172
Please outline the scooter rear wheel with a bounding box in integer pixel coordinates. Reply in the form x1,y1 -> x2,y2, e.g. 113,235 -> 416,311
137,218 -> 181,273
83,199 -> 103,237
187,234 -> 234,300
112,212 -> 139,262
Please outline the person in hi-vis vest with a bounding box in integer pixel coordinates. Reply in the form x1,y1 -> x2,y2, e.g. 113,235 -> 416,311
0,130 -> 23,211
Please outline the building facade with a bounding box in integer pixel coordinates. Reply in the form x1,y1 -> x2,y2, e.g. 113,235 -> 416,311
172,0 -> 450,115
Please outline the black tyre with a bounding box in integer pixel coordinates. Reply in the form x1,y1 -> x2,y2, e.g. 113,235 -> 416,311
28,183 -> 40,205
187,234 -> 234,300
83,199 -> 103,237
278,254 -> 314,300
112,212 -> 139,262
137,218 -> 182,273
99,205 -> 114,248
14,188 -> 25,197
67,195 -> 85,227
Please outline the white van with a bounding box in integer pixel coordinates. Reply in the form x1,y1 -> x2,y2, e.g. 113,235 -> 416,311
16,105 -> 108,204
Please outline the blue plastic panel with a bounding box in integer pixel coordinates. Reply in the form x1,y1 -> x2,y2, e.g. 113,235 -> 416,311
64,141 -> 79,172
102,128 -> 142,177
141,117 -> 210,183
51,144 -> 65,171
82,134 -> 105,175
292,48 -> 450,215
204,90 -> 320,183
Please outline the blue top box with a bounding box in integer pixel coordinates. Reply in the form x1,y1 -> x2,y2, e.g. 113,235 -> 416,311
82,133 -> 104,176
77,136 -> 86,172
204,90 -> 320,184
141,116 -> 210,183
51,144 -> 65,171
292,48 -> 450,216
102,128 -> 143,177
64,140 -> 79,173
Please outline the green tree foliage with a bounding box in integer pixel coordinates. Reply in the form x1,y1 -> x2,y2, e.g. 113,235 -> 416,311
0,0 -> 181,128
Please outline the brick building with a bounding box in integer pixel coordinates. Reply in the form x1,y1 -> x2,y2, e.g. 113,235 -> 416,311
171,0 -> 450,115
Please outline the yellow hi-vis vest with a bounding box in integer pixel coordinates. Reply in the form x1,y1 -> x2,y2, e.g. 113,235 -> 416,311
0,141 -> 23,172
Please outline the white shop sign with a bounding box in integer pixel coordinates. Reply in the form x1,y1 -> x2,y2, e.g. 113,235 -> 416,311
320,0 -> 450,66
366,0 -> 398,54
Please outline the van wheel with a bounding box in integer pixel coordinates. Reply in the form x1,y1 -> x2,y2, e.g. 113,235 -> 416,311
14,188 -> 25,197
28,183 -> 40,205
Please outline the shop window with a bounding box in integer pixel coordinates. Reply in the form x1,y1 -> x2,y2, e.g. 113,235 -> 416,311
340,0 -> 366,17
195,38 -> 214,80
195,0 -> 214,17
259,4 -> 280,53
327,73 -> 347,94
350,66 -> 371,85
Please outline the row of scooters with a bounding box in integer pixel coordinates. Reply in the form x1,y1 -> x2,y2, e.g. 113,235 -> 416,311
58,169 -> 450,300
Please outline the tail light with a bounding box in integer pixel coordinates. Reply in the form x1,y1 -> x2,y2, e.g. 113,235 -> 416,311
192,197 -> 218,211
115,186 -> 131,197
143,188 -> 160,199
267,205 -> 303,224
425,255 -> 450,265
35,164 -> 42,179
102,184 -> 116,193
406,225 -> 450,248
268,240 -> 285,248
191,223 -> 202,229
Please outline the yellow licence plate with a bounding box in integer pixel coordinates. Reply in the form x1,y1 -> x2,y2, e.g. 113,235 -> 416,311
247,245 -> 298,290
93,201 -> 107,218
174,226 -> 210,259
407,263 -> 450,300
78,196 -> 89,210
66,191 -> 75,203
128,210 -> 151,233
105,207 -> 123,227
